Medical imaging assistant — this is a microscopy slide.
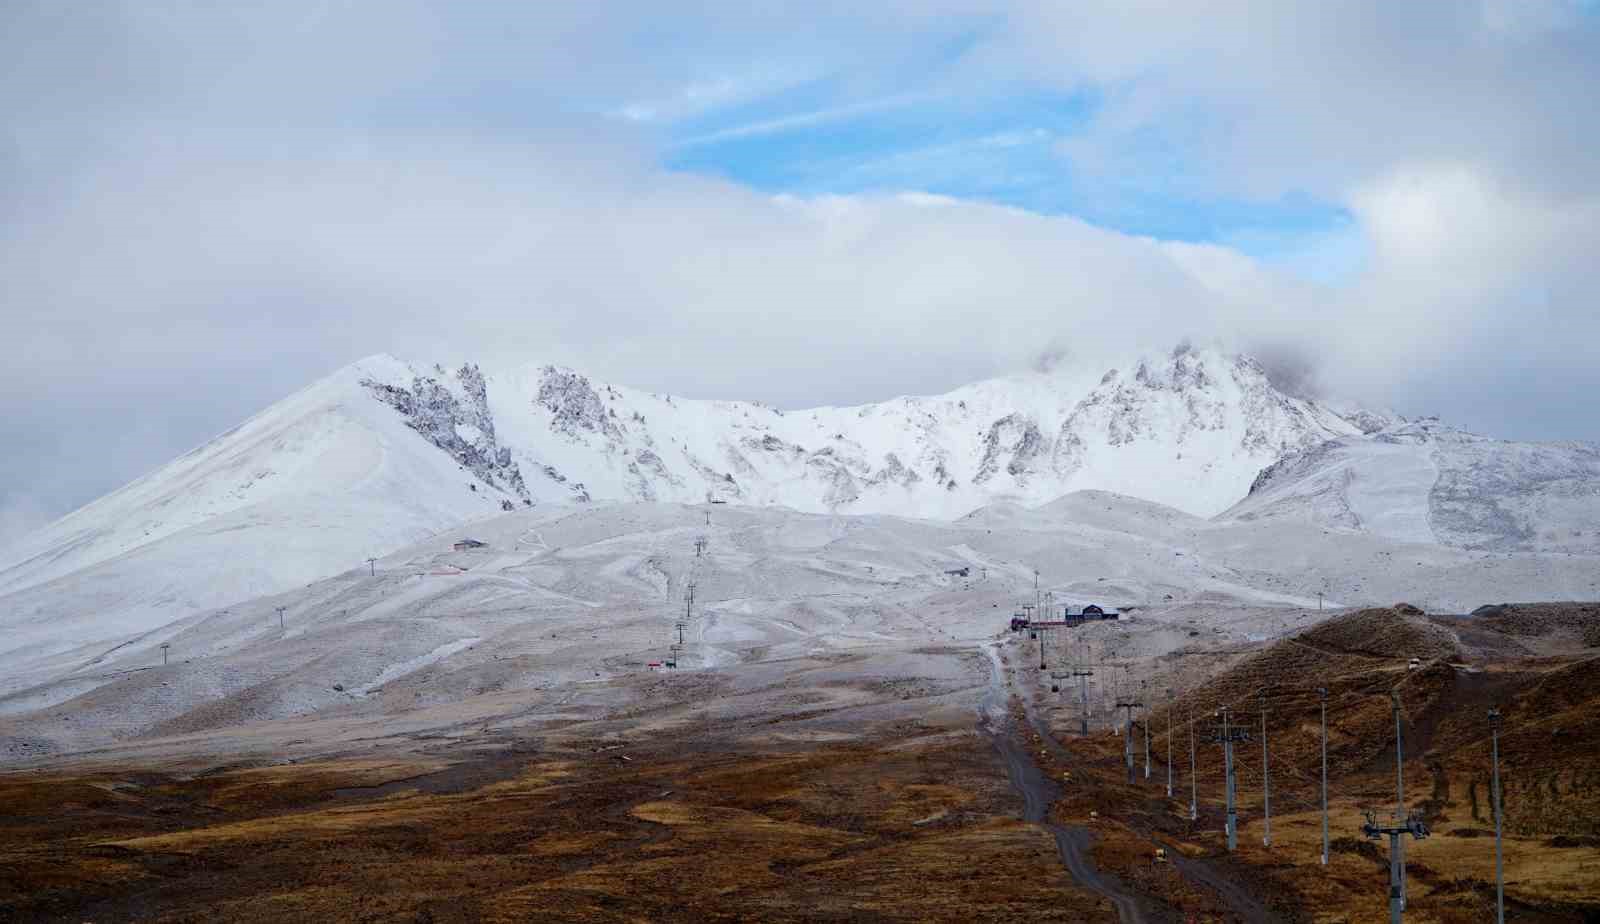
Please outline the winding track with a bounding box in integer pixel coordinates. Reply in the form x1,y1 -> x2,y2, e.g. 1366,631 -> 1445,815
980,643 -> 1145,923
1001,641 -> 1279,924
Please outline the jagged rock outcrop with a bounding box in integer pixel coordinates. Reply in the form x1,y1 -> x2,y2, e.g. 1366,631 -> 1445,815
536,367 -> 623,442
352,346 -> 1421,520
974,414 -> 1046,484
362,364 -> 529,501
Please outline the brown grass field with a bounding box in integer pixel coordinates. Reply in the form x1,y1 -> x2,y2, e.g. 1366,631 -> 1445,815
0,730 -> 1122,922
3,604 -> 1597,922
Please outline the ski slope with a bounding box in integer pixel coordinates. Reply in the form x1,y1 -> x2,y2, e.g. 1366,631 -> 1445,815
2,498 -> 1596,762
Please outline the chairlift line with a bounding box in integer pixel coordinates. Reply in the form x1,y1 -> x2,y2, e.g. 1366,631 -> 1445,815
1001,603 -> 1522,916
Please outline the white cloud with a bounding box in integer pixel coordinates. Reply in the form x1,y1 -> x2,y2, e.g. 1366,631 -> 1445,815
2,0 -> 1597,530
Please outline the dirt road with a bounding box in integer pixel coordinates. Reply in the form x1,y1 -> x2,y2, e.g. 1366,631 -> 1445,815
981,643 -> 1147,923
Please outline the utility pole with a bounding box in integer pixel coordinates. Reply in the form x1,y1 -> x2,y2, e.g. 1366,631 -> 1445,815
1115,700 -> 1144,784
1074,667 -> 1094,736
1318,591 -> 1324,612
694,536 -> 708,557
1109,656 -> 1121,734
1393,690 -> 1407,911
1142,681 -> 1151,779
1188,702 -> 1198,821
685,581 -> 696,622
160,643 -> 170,666
1033,568 -> 1040,616
674,621 -> 687,646
1489,707 -> 1505,924
366,557 -> 377,576
1210,707 -> 1249,851
1038,626 -> 1049,671
276,605 -> 287,630
1261,690 -> 1272,847
1320,687 -> 1330,866
1166,688 -> 1174,798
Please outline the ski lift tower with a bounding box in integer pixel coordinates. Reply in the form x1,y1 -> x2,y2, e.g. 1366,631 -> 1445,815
1361,810 -> 1430,923
1209,707 -> 1251,851
1072,666 -> 1095,735
1115,699 -> 1145,784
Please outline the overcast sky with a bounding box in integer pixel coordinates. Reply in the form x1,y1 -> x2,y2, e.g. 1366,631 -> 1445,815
3,1 -> 1598,542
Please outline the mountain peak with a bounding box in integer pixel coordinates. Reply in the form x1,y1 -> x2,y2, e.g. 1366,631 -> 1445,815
6,346 -> 1592,674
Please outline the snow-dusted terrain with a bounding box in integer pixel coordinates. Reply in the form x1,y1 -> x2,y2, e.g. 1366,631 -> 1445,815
1,345 -> 1597,762
0,346 -> 1372,648
1222,418 -> 1600,551
3,497 -> 1597,762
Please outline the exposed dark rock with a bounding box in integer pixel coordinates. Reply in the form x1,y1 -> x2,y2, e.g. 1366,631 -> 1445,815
536,367 -> 623,442
361,364 -> 530,501
974,414 -> 1045,484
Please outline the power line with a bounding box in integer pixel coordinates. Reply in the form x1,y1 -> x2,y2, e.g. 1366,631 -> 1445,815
1111,662 -> 1527,919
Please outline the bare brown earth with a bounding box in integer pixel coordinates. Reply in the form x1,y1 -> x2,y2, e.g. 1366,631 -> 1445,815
4,604 -> 1599,923
1,637 -> 1134,924
0,733 -> 1122,923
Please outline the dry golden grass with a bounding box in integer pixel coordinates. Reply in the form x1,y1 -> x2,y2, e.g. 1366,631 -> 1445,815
0,734 -> 1114,923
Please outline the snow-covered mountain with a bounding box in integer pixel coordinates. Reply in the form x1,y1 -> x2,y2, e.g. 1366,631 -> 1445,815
1221,418 -> 1600,552
6,342 -> 1594,675
3,344 -> 1369,603
0,345 -> 1370,665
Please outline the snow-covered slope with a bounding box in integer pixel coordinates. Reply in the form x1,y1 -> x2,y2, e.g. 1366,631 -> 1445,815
5,498 -> 1597,761
5,343 -> 1589,673
0,356 -> 526,668
6,343 -> 1365,601
1220,419 -> 1600,552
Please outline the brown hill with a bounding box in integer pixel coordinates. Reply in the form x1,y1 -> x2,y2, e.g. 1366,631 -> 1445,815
1156,604 -> 1600,837
1460,602 -> 1600,650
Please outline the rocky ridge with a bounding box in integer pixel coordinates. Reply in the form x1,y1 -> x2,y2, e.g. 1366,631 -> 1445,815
352,346 -> 1381,520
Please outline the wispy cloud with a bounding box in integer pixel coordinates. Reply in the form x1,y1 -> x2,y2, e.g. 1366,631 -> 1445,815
671,93 -> 931,147
611,70 -> 813,124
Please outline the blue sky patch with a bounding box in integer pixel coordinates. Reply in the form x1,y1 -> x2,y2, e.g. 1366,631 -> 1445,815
652,85 -> 1361,281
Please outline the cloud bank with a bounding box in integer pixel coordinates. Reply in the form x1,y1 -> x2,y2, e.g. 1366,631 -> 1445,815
2,1 -> 1596,536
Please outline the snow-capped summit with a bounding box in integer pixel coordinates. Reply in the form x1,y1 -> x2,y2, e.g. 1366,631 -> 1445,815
351,344 -> 1368,524
14,343 -> 1592,670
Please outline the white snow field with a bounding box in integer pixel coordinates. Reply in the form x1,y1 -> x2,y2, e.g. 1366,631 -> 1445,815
1,498 -> 1595,763
1,346 -> 1597,764
0,345 -> 1377,663
1221,418 -> 1600,552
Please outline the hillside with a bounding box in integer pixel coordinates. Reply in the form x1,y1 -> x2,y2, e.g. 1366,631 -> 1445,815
3,346 -> 1598,721
5,500 -> 1599,763
0,345 -> 1373,660
1220,419 -> 1600,553
1154,604 -> 1600,839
